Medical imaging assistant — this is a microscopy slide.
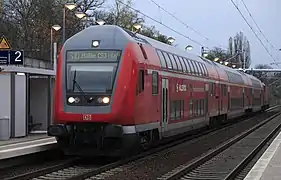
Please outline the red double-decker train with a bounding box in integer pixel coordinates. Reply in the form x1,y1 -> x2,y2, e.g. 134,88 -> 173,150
48,25 -> 270,156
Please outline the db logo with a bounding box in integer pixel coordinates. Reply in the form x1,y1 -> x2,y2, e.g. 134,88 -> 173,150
83,114 -> 92,120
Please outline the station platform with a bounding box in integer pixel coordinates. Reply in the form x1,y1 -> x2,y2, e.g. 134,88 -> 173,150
244,128 -> 281,180
0,132 -> 57,160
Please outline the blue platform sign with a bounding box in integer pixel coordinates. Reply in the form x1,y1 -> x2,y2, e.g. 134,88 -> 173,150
0,50 -> 24,65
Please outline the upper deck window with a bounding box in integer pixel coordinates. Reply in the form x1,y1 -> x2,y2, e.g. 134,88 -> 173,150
156,50 -> 167,68
168,53 -> 178,71
178,56 -> 187,73
162,51 -> 173,69
172,55 -> 183,72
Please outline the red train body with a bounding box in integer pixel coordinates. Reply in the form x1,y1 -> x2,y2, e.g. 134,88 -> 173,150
48,25 -> 270,156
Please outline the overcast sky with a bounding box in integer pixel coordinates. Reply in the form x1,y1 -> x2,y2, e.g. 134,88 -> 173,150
106,0 -> 281,68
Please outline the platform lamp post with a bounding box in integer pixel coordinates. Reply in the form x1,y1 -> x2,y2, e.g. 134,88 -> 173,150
185,45 -> 193,51
50,25 -> 61,69
48,24 -> 61,128
63,2 -> 77,43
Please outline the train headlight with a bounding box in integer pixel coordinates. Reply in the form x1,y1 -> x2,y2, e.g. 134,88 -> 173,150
102,97 -> 110,104
68,97 -> 75,103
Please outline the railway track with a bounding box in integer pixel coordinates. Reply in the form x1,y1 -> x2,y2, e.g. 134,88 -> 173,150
4,106 -> 280,180
158,111 -> 281,180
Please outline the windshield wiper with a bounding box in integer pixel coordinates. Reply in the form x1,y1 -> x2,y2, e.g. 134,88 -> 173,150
72,70 -> 91,102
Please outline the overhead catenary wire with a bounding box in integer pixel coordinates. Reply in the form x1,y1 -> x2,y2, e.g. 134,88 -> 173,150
147,0 -> 228,50
116,0 -> 207,48
241,0 -> 278,51
230,0 -> 278,65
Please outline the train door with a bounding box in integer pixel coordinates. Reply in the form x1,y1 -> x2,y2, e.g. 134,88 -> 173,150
161,78 -> 169,133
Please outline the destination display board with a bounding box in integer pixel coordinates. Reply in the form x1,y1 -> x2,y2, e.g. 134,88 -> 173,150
67,50 -> 121,61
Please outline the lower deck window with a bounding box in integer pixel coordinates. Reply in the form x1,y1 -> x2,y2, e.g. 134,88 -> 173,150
170,100 -> 184,120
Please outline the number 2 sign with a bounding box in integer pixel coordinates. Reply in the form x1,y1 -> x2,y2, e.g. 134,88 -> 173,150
10,50 -> 24,65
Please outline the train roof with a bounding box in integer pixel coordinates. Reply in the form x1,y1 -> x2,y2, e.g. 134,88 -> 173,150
65,25 -> 264,88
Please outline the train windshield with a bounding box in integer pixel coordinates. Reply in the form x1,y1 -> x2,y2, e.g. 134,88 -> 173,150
66,63 -> 117,93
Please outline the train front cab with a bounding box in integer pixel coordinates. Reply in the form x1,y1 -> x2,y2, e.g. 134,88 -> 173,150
47,26 -> 155,156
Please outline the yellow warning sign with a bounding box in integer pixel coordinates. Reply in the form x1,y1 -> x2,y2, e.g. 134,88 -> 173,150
0,36 -> 11,50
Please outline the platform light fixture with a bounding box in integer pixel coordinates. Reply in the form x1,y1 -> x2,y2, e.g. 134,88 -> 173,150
133,23 -> 142,30
202,52 -> 208,57
232,64 -> 236,68
75,12 -> 86,19
224,61 -> 229,65
185,45 -> 193,51
214,57 -> 219,62
96,19 -> 106,25
167,37 -> 175,43
52,25 -> 61,31
65,2 -> 76,10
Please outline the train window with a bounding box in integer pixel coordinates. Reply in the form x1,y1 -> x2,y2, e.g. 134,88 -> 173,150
170,101 -> 176,120
156,50 -> 167,68
152,71 -> 159,95
173,55 -> 183,72
198,63 -> 205,76
197,100 -> 200,116
176,56 -> 185,72
193,62 -> 199,76
196,62 -> 203,76
162,52 -> 173,69
188,59 -> 195,74
202,64 -> 208,76
180,57 -> 188,73
180,100 -> 184,118
210,83 -> 215,95
195,100 -> 199,116
175,101 -> 181,119
200,64 -> 206,76
201,99 -> 204,115
137,69 -> 145,94
212,83 -> 216,94
184,58 -> 192,73
168,54 -> 178,71
189,100 -> 193,117
192,61 -> 200,75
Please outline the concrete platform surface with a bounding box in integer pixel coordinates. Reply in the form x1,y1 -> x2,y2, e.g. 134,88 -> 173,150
244,129 -> 281,180
0,133 -> 57,160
